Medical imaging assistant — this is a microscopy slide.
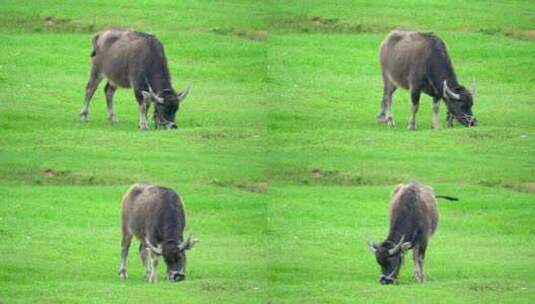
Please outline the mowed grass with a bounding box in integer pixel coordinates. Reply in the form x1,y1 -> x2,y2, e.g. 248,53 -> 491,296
1,0 -> 534,303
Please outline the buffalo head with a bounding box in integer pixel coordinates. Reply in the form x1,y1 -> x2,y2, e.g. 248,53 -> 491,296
145,233 -> 198,282
141,84 -> 191,129
368,235 -> 411,285
443,80 -> 477,127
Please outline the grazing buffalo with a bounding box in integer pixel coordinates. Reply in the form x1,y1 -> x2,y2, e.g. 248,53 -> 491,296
377,30 -> 477,129
367,183 -> 440,284
118,183 -> 197,283
80,28 -> 191,129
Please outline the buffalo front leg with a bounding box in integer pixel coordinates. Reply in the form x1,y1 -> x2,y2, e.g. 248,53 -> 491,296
413,245 -> 427,283
80,68 -> 103,122
104,82 -> 118,124
134,91 -> 150,130
138,102 -> 150,130
118,233 -> 133,280
378,79 -> 397,128
147,251 -> 159,283
139,244 -> 151,279
408,89 -> 421,130
432,97 -> 441,129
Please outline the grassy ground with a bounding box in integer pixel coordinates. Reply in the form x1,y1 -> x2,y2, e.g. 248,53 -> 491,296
1,1 -> 534,303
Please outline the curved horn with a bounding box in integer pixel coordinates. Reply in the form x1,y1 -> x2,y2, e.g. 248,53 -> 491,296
471,79 -> 477,96
145,238 -> 162,255
388,234 -> 406,256
176,84 -> 191,102
443,80 -> 460,100
178,233 -> 198,251
143,76 -> 165,104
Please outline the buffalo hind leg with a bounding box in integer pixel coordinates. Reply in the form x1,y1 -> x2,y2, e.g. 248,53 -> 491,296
118,232 -> 133,280
408,88 -> 421,130
104,82 -> 118,124
80,67 -> 103,122
413,244 -> 427,283
378,78 -> 397,128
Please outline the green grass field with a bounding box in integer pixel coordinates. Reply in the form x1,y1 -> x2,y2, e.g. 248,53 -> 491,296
1,1 -> 534,303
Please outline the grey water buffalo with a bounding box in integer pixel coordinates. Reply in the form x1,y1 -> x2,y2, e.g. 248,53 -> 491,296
377,30 -> 477,129
118,183 -> 197,283
367,183 -> 456,285
80,28 -> 191,129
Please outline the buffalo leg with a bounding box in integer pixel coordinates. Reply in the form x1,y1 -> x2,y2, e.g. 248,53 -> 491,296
118,232 -> 133,280
104,82 -> 118,124
139,244 -> 151,279
80,67 -> 103,122
134,90 -> 149,130
147,251 -> 159,283
378,78 -> 397,128
432,97 -> 441,129
447,111 -> 454,128
408,89 -> 420,130
413,244 -> 427,283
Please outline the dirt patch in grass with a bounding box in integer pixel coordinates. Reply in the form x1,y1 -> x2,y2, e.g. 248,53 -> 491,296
504,30 -> 535,41
37,16 -> 99,33
211,27 -> 268,42
478,27 -> 535,41
40,168 -> 134,185
6,168 -> 134,186
268,16 -> 380,34
479,179 -> 535,193
271,168 -> 398,186
211,179 -> 269,193
3,15 -> 101,33
467,281 -> 514,292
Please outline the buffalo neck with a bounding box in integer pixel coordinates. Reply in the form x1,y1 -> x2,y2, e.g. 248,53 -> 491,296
427,52 -> 459,96
146,74 -> 174,95
159,206 -> 182,244
386,222 -> 418,245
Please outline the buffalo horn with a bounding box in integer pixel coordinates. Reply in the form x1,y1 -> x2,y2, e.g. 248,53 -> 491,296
443,80 -> 460,100
388,234 -> 406,255
145,238 -> 162,255
176,84 -> 191,102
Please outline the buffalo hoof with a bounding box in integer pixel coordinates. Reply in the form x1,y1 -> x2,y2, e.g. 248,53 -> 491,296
380,277 -> 395,285
407,124 -> 416,131
414,275 -> 425,283
386,117 -> 396,128
377,113 -> 387,123
108,116 -> 119,124
80,114 -> 89,123
118,269 -> 128,280
174,272 -> 185,282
